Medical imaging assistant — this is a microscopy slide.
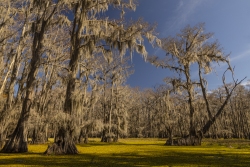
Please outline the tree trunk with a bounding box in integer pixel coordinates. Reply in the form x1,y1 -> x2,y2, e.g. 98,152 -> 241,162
78,128 -> 84,143
1,4 -> 50,152
44,53 -> 79,154
1,98 -> 31,153
78,127 -> 89,144
166,134 -> 202,146
166,67 -> 200,146
44,122 -> 78,155
0,131 -> 7,149
101,129 -> 107,142
31,125 -> 47,144
165,127 -> 174,146
45,3 -> 82,154
0,22 -> 27,143
114,115 -> 120,142
84,133 -> 88,144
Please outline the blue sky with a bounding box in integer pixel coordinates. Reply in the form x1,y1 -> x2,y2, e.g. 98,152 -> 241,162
121,0 -> 250,90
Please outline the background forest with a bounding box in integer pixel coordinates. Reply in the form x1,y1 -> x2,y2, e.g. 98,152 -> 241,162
0,0 -> 248,155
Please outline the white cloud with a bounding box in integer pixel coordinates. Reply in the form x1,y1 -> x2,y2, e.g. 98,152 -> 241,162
177,1 -> 184,10
154,0 -> 208,55
240,80 -> 250,86
162,0 -> 207,36
229,48 -> 250,62
175,0 -> 202,25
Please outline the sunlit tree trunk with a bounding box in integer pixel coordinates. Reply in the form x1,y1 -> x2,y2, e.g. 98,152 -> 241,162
2,1 -> 59,153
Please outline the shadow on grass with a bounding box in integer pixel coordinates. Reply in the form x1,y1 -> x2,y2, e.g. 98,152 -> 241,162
79,142 -> 163,147
0,150 -> 250,167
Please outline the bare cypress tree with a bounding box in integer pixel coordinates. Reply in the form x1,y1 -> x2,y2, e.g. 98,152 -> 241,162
149,23 -> 245,145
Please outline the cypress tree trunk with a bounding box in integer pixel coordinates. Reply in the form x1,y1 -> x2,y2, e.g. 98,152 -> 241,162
0,0 -> 57,152
44,76 -> 79,154
1,39 -> 40,152
0,18 -> 27,148
44,122 -> 78,155
1,32 -> 41,151
78,128 -> 84,143
101,129 -> 107,142
1,98 -> 31,153
84,133 -> 89,144
31,125 -> 48,144
45,2 -> 81,154
165,69 -> 202,146
0,130 -> 7,149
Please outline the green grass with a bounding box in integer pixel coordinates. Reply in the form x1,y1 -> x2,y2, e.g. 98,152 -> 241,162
0,138 -> 250,167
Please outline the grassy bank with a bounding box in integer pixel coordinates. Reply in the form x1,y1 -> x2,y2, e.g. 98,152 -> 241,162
0,138 -> 250,167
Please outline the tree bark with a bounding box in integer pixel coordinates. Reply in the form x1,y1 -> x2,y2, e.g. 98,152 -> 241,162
1,98 -> 31,152
0,19 -> 27,144
44,123 -> 78,155
45,2 -> 81,154
31,125 -> 48,144
1,1 -> 54,152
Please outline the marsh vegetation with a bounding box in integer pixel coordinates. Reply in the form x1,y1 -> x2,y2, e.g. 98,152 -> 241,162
1,138 -> 250,166
0,2 -> 249,165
